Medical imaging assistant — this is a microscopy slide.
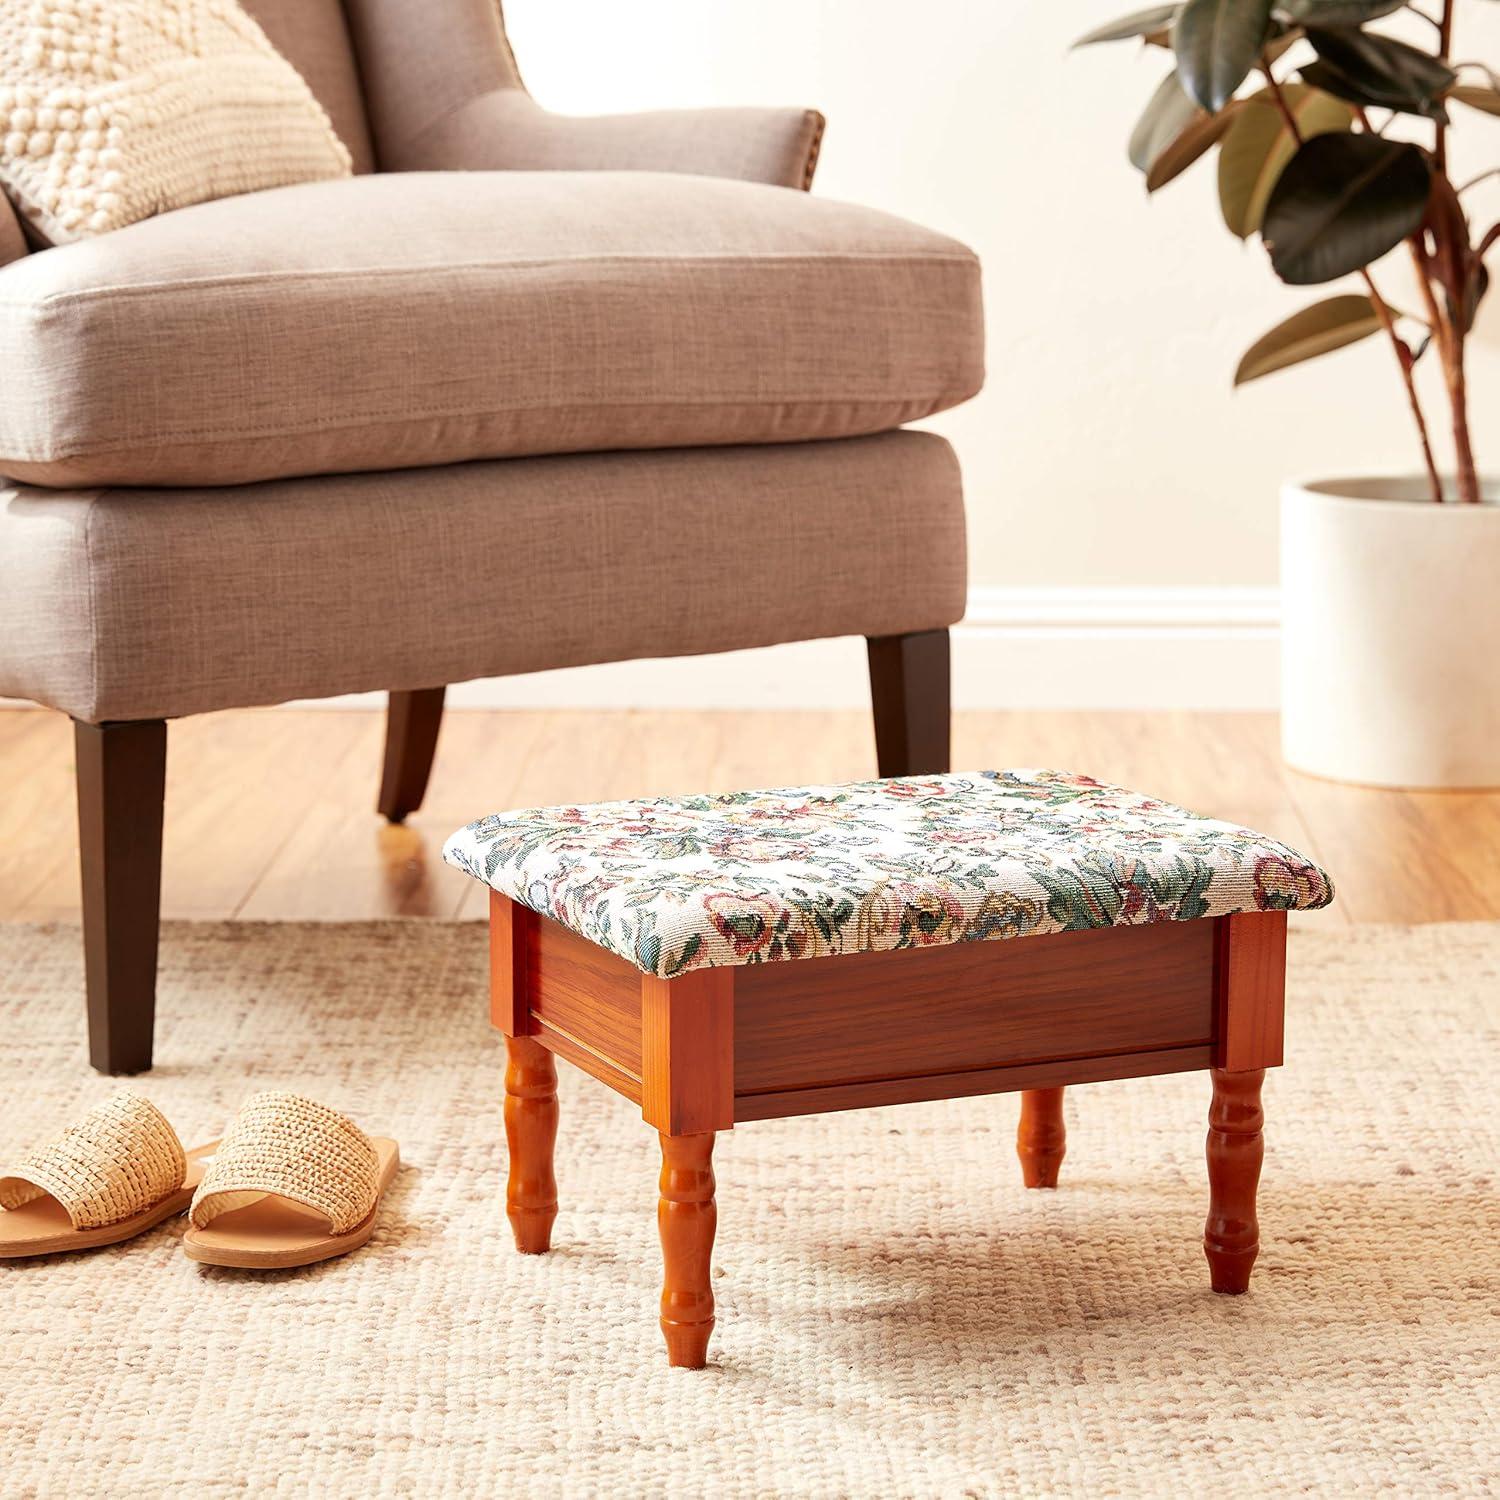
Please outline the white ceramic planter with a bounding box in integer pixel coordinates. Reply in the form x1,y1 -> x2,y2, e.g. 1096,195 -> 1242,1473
1280,477 -> 1500,789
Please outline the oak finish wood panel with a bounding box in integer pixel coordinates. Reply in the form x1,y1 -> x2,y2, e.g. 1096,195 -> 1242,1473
528,910 -> 643,1073
531,1020 -> 643,1105
733,1044 -> 1214,1122
489,891 -> 534,1035
1214,910 -> 1287,1071
642,968 -> 735,1136
733,920 -> 1216,1096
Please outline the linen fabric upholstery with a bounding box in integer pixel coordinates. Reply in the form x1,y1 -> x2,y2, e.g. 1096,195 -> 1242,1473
343,0 -> 821,187
0,170 -> 984,489
444,771 -> 1336,979
0,432 -> 967,723
341,0 -> 526,168
239,0 -> 376,174
386,88 -> 825,190
0,0 -> 351,244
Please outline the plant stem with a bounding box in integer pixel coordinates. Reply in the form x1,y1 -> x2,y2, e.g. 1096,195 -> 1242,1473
1262,62 -> 1445,501
1433,1 -> 1481,501
1370,277 -> 1446,502
1436,0 -> 1454,174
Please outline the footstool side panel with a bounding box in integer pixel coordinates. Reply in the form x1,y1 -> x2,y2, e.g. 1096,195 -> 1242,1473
733,921 -> 1216,1100
491,898 -> 646,1103
735,1044 -> 1214,1121
1214,910 -> 1288,1071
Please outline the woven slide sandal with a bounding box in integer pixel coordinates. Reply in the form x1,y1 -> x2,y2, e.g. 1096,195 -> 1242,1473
182,1091 -> 399,1269
0,1093 -> 215,1258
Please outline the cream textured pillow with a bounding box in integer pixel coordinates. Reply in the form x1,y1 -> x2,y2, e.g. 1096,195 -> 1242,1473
0,0 -> 351,244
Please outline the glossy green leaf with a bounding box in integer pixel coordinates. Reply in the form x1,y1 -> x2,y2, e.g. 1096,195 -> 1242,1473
1234,293 -> 1384,384
1301,26 -> 1456,121
1074,5 -> 1180,46
1129,70 -> 1201,173
1274,1 -> 1404,23
1262,133 -> 1432,285
1218,84 -> 1354,239
1450,84 -> 1500,117
1146,100 -> 1242,190
1175,0 -> 1276,112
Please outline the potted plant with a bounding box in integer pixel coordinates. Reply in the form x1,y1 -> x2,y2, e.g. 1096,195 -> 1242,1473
1078,0 -> 1499,787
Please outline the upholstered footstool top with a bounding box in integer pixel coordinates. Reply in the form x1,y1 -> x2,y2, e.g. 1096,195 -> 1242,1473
442,770 -> 1334,978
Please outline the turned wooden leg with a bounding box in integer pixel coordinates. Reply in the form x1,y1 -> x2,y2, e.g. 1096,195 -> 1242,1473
658,1131 -> 717,1368
377,687 -> 446,824
1205,1067 -> 1264,1294
74,719 -> 167,1076
1017,1087 -> 1066,1188
504,1035 -> 558,1253
866,629 -> 951,776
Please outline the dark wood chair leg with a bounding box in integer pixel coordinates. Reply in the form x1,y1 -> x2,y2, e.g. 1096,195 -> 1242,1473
504,1035 -> 559,1253
377,686 -> 446,824
866,628 -> 951,776
658,1131 -> 717,1368
1205,1067 -> 1265,1294
1017,1086 -> 1066,1188
74,719 -> 167,1075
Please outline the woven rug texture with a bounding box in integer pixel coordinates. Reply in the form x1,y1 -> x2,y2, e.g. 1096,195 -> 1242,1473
1,919 -> 1497,1498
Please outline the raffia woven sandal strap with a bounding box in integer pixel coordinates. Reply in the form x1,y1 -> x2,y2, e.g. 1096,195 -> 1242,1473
189,1092 -> 381,1235
0,1093 -> 187,1231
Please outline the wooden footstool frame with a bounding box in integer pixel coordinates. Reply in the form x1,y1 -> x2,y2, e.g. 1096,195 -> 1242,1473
490,891 -> 1286,1367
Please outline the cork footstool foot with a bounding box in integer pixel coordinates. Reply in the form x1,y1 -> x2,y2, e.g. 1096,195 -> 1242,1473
447,770 -> 1333,1368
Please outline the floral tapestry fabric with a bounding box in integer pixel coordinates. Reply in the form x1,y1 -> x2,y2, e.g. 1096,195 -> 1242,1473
443,771 -> 1335,979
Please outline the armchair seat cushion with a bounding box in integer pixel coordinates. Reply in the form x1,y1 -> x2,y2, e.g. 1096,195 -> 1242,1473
0,171 -> 983,488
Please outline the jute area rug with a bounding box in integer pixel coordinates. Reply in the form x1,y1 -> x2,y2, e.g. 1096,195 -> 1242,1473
2,920 -> 1497,1498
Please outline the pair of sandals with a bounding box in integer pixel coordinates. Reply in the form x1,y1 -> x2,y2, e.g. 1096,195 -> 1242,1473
0,1090 -> 399,1268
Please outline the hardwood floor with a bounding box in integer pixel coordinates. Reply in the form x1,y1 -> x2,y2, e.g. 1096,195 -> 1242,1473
3,706 -> 1498,927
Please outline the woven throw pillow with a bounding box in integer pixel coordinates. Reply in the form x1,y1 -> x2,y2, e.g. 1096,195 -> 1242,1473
0,0 -> 351,244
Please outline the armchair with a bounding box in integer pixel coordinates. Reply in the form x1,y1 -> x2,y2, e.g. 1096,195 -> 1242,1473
0,0 -> 983,1073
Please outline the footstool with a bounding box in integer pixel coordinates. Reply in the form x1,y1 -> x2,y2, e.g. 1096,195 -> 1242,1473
444,770 -> 1334,1368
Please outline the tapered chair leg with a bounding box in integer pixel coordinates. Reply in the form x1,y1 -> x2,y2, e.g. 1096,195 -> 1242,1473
377,687 -> 446,824
504,1036 -> 559,1253
1205,1067 -> 1265,1294
866,629 -> 951,777
74,719 -> 167,1076
658,1131 -> 717,1368
1017,1087 -> 1066,1188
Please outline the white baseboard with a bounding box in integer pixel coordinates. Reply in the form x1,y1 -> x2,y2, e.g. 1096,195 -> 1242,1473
307,585 -> 1283,712
2,587 -> 1281,715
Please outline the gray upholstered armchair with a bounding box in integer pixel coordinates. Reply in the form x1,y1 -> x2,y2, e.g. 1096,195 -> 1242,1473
0,0 -> 983,1073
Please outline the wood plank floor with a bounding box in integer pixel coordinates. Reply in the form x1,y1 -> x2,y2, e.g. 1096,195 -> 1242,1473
4,706 -> 1499,927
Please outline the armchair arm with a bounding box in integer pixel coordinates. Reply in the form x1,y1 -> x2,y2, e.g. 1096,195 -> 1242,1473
0,194 -> 28,268
390,89 -> 825,191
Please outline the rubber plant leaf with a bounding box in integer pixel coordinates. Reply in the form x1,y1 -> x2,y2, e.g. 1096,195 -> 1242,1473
1234,293 -> 1384,383
1175,0 -> 1276,112
1147,100 -> 1243,190
1274,1 -> 1404,22
1450,84 -> 1500,117
1129,70 -> 1200,173
1074,5 -> 1181,46
1262,133 -> 1431,285
1218,84 -> 1354,238
1300,26 -> 1456,122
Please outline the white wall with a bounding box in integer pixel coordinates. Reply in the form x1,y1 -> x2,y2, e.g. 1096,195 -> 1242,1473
504,0 -> 1500,600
